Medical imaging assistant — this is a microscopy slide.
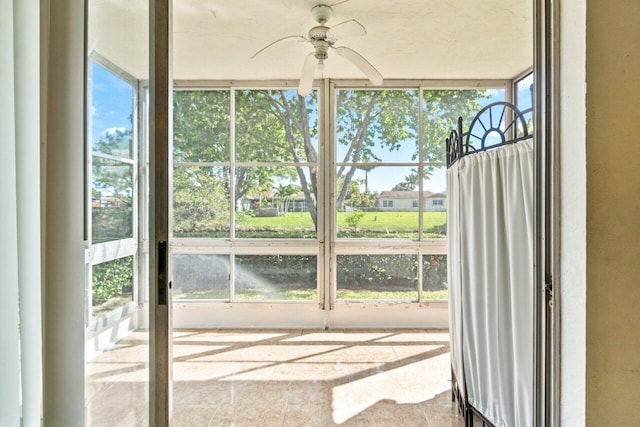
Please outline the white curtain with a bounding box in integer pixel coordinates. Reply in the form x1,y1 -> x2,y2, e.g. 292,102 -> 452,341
449,139 -> 534,426
0,0 -> 43,425
447,162 -> 465,402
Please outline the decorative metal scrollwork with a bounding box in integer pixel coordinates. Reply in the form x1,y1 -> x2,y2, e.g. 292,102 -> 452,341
446,101 -> 532,168
446,117 -> 464,166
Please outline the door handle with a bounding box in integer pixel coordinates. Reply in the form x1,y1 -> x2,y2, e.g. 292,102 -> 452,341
158,241 -> 168,305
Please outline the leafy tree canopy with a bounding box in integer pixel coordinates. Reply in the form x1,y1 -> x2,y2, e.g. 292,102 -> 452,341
172,88 -> 488,231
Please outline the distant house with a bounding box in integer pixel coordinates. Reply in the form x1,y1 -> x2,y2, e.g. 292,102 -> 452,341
239,191 -> 313,215
377,191 -> 446,212
91,196 -> 129,209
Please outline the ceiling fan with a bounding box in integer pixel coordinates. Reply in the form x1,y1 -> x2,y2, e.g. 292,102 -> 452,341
251,3 -> 383,96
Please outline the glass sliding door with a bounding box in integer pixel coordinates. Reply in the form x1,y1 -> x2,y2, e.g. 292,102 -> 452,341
170,87 -> 321,303
166,82 -> 508,328
332,86 -> 506,307
85,0 -> 150,425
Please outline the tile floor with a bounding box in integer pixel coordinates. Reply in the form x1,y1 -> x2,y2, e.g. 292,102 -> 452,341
86,329 -> 464,426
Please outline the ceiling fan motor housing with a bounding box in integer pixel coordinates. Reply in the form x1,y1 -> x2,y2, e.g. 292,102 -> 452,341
308,25 -> 331,60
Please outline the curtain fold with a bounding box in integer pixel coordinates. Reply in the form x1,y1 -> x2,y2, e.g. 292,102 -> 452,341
449,140 -> 534,426
447,162 -> 465,401
0,0 -> 43,425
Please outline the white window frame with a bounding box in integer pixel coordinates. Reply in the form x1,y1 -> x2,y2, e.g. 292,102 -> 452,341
85,53 -> 145,346
166,78 -> 511,328
171,82 -> 326,306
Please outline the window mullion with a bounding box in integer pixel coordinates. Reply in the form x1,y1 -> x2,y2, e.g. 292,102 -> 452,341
229,89 -> 236,240
325,80 -> 336,312
229,89 -> 236,301
418,88 -> 424,301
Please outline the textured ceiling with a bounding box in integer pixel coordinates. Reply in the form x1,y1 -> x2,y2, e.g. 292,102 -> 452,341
88,0 -> 533,82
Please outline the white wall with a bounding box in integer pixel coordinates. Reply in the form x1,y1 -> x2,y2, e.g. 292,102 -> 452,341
558,0 -> 587,423
42,0 -> 86,424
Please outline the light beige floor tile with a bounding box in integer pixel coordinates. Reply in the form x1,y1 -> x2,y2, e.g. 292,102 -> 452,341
86,403 -> 147,427
226,380 -> 291,404
173,381 -> 234,406
391,344 -> 449,360
423,405 -> 465,427
228,361 -> 352,382
192,343 -> 345,363
350,402 -> 430,427
173,361 -> 273,381
87,381 -> 148,408
87,329 -> 458,426
421,391 -> 455,407
209,403 -> 286,427
283,403 -> 358,427
172,405 -> 218,427
92,344 -> 150,363
294,331 -> 394,343
177,330 -> 294,343
172,344 -> 231,360
287,381 -> 336,405
376,329 -> 449,344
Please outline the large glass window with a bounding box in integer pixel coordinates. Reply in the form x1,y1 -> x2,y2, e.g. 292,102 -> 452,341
172,254 -> 230,300
333,87 -> 504,302
90,62 -> 135,244
87,59 -> 139,316
91,256 -> 134,320
171,88 -> 319,301
337,255 -> 419,301
335,90 -> 419,239
422,255 -> 448,300
515,72 -> 534,133
235,255 -> 317,301
172,89 -> 319,240
85,1 -> 148,418
170,84 -> 506,304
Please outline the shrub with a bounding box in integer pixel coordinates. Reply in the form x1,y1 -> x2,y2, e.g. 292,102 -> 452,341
344,210 -> 365,228
92,257 -> 133,305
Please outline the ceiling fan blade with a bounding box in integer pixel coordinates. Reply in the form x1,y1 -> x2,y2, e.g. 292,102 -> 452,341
298,53 -> 318,97
330,0 -> 352,7
334,46 -> 383,86
328,19 -> 366,40
251,35 -> 308,59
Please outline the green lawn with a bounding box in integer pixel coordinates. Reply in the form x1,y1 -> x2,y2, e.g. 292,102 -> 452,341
233,211 -> 446,238
176,211 -> 447,238
337,211 -> 445,231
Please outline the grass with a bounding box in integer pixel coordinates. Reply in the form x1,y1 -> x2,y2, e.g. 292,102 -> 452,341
234,211 -> 447,237
241,211 -> 446,229
175,288 -> 447,301
176,211 -> 447,238
337,211 -> 446,233
337,289 -> 448,300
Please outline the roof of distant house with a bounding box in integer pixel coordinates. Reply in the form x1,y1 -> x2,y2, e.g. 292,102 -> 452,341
378,190 -> 446,199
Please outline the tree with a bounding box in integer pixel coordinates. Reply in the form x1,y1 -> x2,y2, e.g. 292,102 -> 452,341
273,183 -> 301,213
92,128 -> 134,242
173,166 -> 230,236
391,169 -> 420,191
234,90 -> 319,223
172,88 -> 488,230
342,179 -> 377,209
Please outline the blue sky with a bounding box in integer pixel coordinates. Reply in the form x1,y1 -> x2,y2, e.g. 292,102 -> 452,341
91,67 -> 530,195
90,62 -> 134,149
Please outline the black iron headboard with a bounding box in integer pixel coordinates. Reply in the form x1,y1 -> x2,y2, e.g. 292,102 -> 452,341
446,101 -> 532,167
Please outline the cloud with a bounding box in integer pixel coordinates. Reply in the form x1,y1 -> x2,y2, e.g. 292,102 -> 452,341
100,126 -> 128,137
